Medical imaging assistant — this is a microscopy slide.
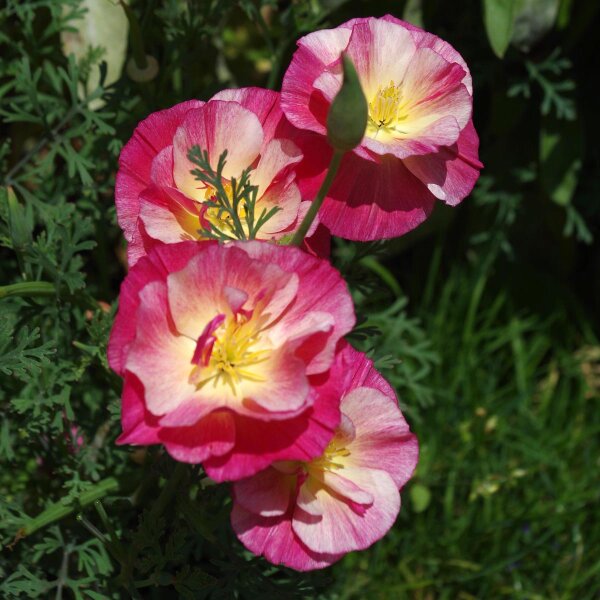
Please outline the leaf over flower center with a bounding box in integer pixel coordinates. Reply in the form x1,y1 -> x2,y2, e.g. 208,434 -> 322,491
201,182 -> 249,237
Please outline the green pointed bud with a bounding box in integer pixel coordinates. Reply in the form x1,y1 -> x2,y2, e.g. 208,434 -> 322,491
4,186 -> 33,251
327,54 -> 368,152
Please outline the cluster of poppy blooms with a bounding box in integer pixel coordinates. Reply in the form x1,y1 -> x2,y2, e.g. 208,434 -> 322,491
108,15 -> 481,571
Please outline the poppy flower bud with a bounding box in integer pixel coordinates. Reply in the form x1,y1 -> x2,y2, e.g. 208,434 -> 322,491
326,54 -> 368,152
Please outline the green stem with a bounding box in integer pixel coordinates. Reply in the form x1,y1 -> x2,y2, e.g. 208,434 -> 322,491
290,150 -> 344,247
22,477 -> 119,536
0,281 -> 56,299
120,1 -> 148,68
150,463 -> 187,520
359,256 -> 403,298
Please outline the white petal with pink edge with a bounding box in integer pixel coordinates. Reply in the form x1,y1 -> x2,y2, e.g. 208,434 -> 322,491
292,466 -> 400,554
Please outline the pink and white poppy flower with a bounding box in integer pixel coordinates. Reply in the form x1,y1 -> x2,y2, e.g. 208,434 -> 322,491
282,15 -> 483,241
116,88 -> 313,266
107,240 -> 355,481
231,344 -> 419,571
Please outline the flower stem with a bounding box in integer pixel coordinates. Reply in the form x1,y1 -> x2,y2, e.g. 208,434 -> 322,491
150,463 -> 187,520
290,150 -> 344,247
0,281 -> 56,299
21,477 -> 119,537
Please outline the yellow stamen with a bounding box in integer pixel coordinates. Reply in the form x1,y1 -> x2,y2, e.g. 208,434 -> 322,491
309,436 -> 351,472
367,80 -> 408,136
189,313 -> 270,396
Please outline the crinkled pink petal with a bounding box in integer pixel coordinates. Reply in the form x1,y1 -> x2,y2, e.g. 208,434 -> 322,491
166,245 -> 294,338
144,146 -> 204,228
233,467 -> 295,517
223,286 -> 248,315
212,87 -> 289,144
338,342 -> 395,397
317,145 -> 436,241
296,479 -> 322,516
312,67 -> 342,105
252,138 -> 302,191
292,466 -> 400,555
165,246 -> 262,338
361,114 -> 463,160
318,470 -> 374,506
345,18 -> 417,98
139,186 -> 201,245
204,366 -> 342,482
108,241 -> 213,375
124,281 -> 209,420
267,310 -> 334,356
119,343 -> 341,480
293,134 -> 436,240
237,345 -> 310,416
231,502 -> 345,571
297,471 -> 372,517
256,178 -> 303,235
116,374 -> 161,445
159,410 -> 236,463
380,15 -> 473,93
172,102 -> 263,198
295,125 -> 480,238
116,100 -> 203,257
155,345 -> 310,426
212,88 -> 277,124
342,387 -> 419,490
400,48 -> 468,127
281,27 -> 352,134
256,271 -> 299,328
239,242 -> 355,373
404,119 -> 482,205
149,144 -> 175,186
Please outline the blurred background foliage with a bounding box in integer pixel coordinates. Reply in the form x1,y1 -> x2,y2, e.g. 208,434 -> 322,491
0,0 -> 598,598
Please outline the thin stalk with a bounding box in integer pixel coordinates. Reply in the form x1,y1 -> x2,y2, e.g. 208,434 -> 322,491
94,500 -> 127,562
54,546 -> 71,600
76,513 -> 109,544
290,150 -> 344,246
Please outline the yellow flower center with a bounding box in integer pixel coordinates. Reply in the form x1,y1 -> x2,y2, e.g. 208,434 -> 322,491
189,314 -> 270,395
308,434 -> 351,473
367,80 -> 408,137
